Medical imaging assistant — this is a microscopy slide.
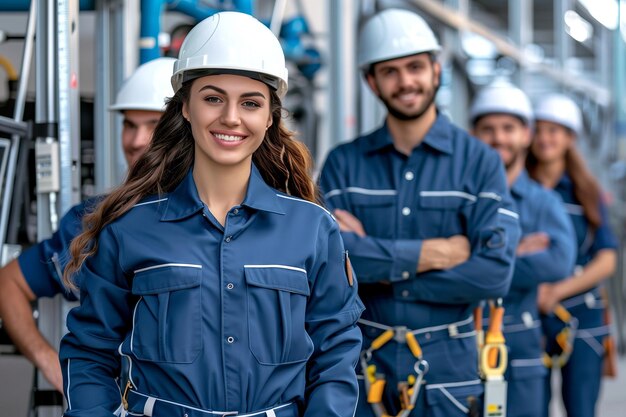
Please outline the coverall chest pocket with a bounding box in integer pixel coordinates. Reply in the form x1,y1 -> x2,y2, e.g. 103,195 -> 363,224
131,265 -> 202,363
348,193 -> 396,238
244,266 -> 313,365
418,194 -> 469,237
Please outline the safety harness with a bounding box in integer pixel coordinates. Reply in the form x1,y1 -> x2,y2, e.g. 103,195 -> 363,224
358,320 -> 429,417
543,303 -> 578,369
476,299 -> 508,417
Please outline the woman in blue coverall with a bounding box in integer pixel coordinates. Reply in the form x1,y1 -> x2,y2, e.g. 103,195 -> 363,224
59,12 -> 363,417
527,94 -> 617,417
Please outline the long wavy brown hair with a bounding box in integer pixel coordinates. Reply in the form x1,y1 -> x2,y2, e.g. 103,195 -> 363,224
527,135 -> 601,228
63,79 -> 318,289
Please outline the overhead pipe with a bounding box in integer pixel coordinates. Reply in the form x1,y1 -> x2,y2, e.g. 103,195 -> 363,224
409,0 -> 611,106
0,0 -> 94,11
139,0 -> 255,63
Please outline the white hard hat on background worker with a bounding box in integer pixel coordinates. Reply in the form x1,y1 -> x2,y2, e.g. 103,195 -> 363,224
109,57 -> 176,112
171,11 -> 288,97
534,94 -> 582,135
470,80 -> 534,125
357,8 -> 441,70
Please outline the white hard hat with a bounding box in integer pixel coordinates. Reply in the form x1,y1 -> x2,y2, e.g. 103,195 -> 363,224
470,81 -> 533,125
172,12 -> 288,98
534,94 -> 582,135
109,57 -> 175,112
357,8 -> 441,70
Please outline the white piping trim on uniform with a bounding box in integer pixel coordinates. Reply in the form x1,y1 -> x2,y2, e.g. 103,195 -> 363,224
576,325 -> 610,337
129,297 -> 141,367
324,187 -> 398,199
66,358 -> 72,410
478,192 -> 502,201
503,321 -> 541,333
578,331 -> 605,356
133,198 -> 168,207
276,194 -> 333,217
510,358 -> 544,367
134,263 -> 202,274
438,387 -> 469,413
118,341 -> 136,388
113,403 -> 125,416
425,379 -> 482,389
351,390 -> 359,417
420,190 -> 477,202
561,290 -> 601,309
563,203 -> 584,216
128,390 -> 293,416
244,264 -> 307,274
497,208 -> 519,219
144,396 -> 157,416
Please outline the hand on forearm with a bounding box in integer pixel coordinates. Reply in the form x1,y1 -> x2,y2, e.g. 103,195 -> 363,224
333,209 -> 366,237
418,235 -> 470,272
517,232 -> 550,256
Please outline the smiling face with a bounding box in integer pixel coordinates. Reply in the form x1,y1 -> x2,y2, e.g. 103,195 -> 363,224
366,53 -> 440,121
473,113 -> 531,169
531,120 -> 574,164
182,74 -> 273,171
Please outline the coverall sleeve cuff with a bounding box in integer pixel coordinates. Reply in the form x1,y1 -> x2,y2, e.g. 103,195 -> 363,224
17,245 -> 61,298
389,239 -> 422,282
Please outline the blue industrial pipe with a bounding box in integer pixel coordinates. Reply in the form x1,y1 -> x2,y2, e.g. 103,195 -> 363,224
165,0 -> 221,22
0,0 -> 94,11
141,0 -> 255,64
232,0 -> 253,15
139,0 -> 165,63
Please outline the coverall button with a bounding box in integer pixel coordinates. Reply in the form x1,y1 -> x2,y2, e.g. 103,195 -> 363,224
402,207 -> 411,216
405,171 -> 414,181
225,236 -> 232,243
232,208 -> 239,215
401,290 -> 409,297
425,333 -> 431,340
402,271 -> 410,280
226,283 -> 234,290
227,336 -> 235,344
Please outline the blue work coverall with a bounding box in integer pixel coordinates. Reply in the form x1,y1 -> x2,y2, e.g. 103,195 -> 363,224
500,171 -> 576,417
18,198 -> 102,300
319,114 -> 520,417
542,174 -> 618,417
60,165 -> 364,417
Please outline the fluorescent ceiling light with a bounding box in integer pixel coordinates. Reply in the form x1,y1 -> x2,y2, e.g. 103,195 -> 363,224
564,10 -> 594,42
579,0 -> 618,29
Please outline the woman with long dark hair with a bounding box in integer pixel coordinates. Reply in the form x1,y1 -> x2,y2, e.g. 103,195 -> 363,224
527,94 -> 617,417
59,12 -> 363,417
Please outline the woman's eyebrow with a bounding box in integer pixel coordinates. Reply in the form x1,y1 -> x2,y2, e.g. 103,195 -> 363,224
198,84 -> 266,99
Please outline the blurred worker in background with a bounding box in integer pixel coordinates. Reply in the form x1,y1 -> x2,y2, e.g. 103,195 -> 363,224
470,82 -> 576,417
320,8 -> 520,417
0,57 -> 175,392
528,94 -> 618,417
60,11 -> 363,417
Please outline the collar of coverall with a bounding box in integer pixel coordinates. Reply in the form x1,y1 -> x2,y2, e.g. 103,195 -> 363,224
364,111 -> 454,155
160,163 -> 287,221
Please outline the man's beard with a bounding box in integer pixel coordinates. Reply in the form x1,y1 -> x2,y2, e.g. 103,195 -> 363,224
379,84 -> 439,121
504,148 -> 524,170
